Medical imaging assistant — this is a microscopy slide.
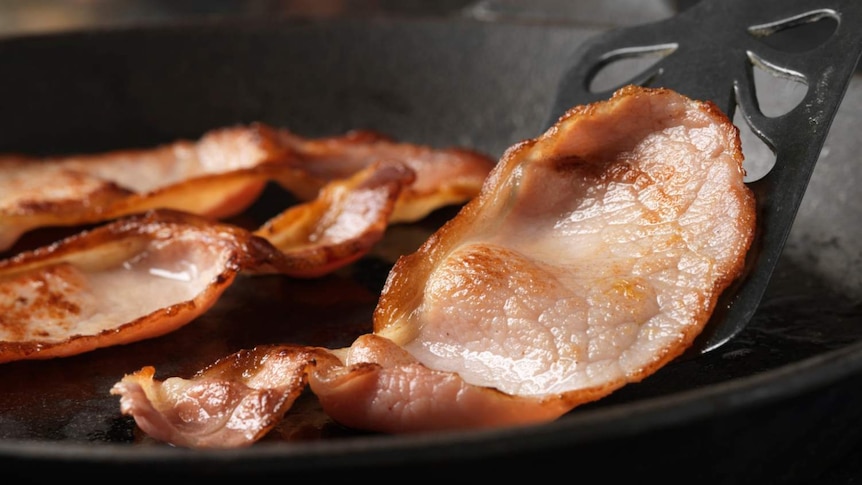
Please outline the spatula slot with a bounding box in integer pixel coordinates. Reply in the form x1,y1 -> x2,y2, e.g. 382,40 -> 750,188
738,52 -> 809,182
586,44 -> 677,94
734,109 -> 775,183
748,52 -> 808,118
747,9 -> 839,53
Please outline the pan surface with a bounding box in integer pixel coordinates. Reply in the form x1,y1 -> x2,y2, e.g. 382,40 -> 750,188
0,13 -> 861,483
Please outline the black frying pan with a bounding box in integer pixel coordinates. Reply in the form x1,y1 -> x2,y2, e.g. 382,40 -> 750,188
0,10 -> 861,484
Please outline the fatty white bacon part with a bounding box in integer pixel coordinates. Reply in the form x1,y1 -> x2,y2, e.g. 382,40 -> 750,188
111,85 -> 756,447
0,161 -> 414,363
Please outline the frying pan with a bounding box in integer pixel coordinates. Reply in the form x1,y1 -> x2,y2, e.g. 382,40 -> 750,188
1,4 -> 861,484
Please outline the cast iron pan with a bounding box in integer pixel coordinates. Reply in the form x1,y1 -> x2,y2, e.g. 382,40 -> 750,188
0,10 -> 861,484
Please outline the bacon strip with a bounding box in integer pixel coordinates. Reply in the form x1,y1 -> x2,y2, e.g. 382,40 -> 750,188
0,162 -> 414,363
111,86 -> 757,447
112,335 -> 566,448
1,125 -> 494,253
0,209 -> 287,364
0,124 -> 289,253
273,129 -> 496,223
112,345 -> 341,449
255,161 -> 415,278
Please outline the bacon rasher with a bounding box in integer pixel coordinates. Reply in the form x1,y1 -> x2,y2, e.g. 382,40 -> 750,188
273,129 -> 496,223
0,209 -> 285,364
0,124 -> 289,253
254,161 -> 415,278
0,161 -> 413,364
0,124 -> 494,253
111,86 -> 757,448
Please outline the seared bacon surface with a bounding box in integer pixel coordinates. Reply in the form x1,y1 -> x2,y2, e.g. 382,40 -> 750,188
111,86 -> 756,447
0,161 -> 414,363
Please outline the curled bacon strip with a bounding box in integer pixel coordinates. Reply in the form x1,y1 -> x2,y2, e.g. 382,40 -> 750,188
0,210 -> 285,364
111,86 -> 757,448
112,345 -> 341,449
0,161 -> 413,363
255,161 -> 415,278
1,124 -> 494,253
112,335 -> 566,448
0,124 -> 288,253
273,129 -> 496,223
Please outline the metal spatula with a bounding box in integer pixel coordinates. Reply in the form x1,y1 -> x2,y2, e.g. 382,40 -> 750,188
549,0 -> 862,354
